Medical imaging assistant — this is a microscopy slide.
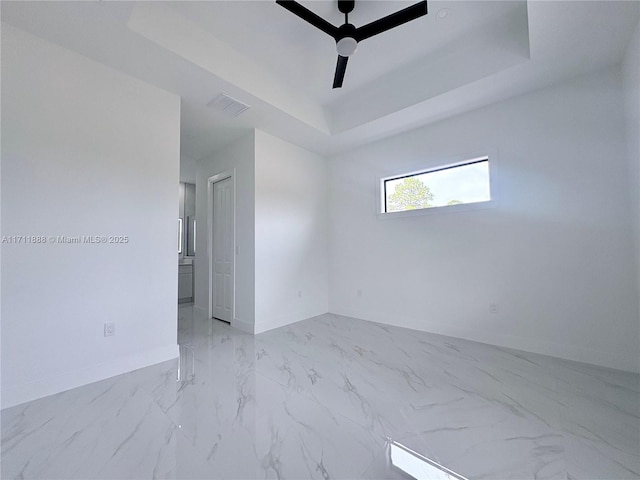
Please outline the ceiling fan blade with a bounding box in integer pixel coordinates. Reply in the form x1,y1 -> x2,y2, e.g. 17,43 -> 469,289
333,55 -> 349,89
354,1 -> 428,42
276,0 -> 340,39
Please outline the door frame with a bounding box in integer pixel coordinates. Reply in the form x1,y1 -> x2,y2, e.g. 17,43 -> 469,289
207,169 -> 236,321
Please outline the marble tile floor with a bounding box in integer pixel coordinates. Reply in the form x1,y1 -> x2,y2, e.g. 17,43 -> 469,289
2,306 -> 639,479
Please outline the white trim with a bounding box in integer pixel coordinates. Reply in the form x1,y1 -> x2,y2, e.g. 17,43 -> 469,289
231,317 -> 255,334
254,308 -> 329,334
1,344 -> 179,410
207,170 -> 236,322
331,307 -> 639,374
192,304 -> 208,319
375,149 -> 499,219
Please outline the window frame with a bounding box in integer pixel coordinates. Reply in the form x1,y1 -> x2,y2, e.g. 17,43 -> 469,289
376,152 -> 498,220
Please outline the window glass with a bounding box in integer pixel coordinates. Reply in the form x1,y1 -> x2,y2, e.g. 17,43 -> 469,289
384,158 -> 490,213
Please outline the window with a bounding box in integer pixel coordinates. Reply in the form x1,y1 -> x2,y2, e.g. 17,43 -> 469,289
382,157 -> 491,214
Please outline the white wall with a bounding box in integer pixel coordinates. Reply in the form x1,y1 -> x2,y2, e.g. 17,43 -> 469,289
254,131 -> 329,333
194,131 -> 328,334
328,66 -> 639,373
623,19 -> 640,373
195,133 -> 256,332
1,25 -> 181,408
180,154 -> 197,184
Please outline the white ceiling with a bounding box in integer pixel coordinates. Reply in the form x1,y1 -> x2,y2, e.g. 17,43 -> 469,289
2,1 -> 639,160
167,1 -> 524,104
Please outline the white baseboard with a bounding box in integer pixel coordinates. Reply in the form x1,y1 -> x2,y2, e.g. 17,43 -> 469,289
254,308 -> 329,334
193,304 -> 208,318
232,317 -> 255,334
1,344 -> 179,410
331,307 -> 640,374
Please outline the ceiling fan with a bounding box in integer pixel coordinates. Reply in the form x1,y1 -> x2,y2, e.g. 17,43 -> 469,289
276,0 -> 428,89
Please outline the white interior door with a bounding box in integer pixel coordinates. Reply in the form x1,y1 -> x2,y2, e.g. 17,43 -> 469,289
212,176 -> 234,322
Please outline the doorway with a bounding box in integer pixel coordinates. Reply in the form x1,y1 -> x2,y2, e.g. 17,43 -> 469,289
208,171 -> 235,323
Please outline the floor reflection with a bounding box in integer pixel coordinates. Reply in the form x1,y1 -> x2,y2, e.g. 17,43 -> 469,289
1,306 -> 638,479
388,439 -> 468,480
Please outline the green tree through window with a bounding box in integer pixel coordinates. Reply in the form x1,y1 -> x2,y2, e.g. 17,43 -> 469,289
387,177 -> 434,212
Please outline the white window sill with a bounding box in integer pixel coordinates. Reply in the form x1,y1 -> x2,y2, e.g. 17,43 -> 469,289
377,199 -> 495,220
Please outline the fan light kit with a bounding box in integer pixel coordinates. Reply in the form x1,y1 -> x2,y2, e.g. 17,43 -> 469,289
276,0 -> 428,89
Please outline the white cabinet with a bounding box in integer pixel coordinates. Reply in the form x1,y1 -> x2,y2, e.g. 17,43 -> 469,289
178,264 -> 193,303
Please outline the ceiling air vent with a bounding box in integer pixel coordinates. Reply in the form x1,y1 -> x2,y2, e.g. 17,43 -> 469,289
207,93 -> 250,118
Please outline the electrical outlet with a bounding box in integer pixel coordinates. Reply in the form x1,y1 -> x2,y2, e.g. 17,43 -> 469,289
297,290 -> 302,298
104,322 -> 115,337
489,303 -> 499,314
